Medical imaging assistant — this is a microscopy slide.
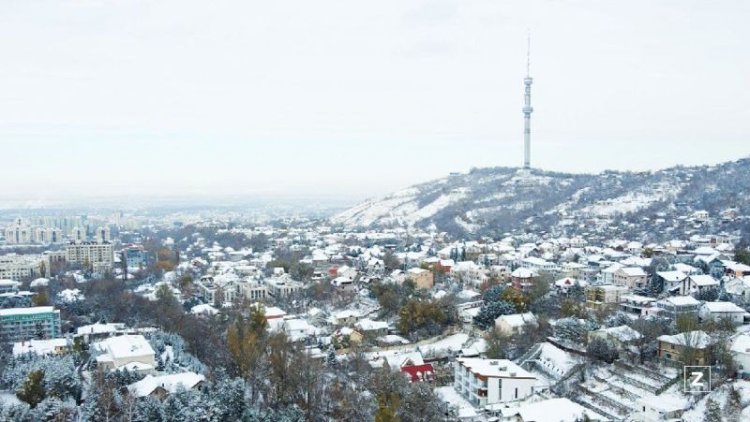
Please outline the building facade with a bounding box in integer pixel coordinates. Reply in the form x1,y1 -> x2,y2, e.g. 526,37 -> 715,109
0,307 -> 62,343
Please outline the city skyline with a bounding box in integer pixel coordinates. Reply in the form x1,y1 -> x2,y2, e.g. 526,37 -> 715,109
1,1 -> 748,200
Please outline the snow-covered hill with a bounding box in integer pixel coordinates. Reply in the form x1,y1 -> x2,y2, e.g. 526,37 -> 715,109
332,159 -> 750,240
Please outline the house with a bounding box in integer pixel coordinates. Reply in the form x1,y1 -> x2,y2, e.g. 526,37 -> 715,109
588,325 -> 642,349
510,268 -> 537,290
685,274 -> 720,296
553,277 -> 586,294
637,394 -> 690,422
331,276 -> 356,292
13,338 -> 71,357
75,322 -> 127,344
599,263 -> 624,284
453,358 -> 536,407
270,318 -> 320,343
725,276 -> 750,302
401,363 -> 435,383
585,285 -> 628,309
93,334 -> 156,373
406,267 -> 434,290
657,331 -> 714,365
614,267 -> 648,289
655,296 -> 701,319
330,310 -> 360,326
619,294 -> 657,316
127,372 -> 205,399
724,261 -> 750,278
495,313 -> 538,336
656,271 -> 687,294
511,397 -> 607,422
699,302 -> 746,324
355,318 -> 389,337
730,333 -> 750,377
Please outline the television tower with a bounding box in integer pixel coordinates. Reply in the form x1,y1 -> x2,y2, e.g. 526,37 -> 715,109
522,34 -> 534,170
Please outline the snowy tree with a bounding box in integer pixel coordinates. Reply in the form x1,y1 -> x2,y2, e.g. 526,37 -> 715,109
586,338 -> 618,363
325,345 -> 338,369
473,301 -> 515,329
704,398 -> 722,422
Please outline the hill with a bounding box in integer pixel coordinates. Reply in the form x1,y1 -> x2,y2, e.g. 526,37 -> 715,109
332,158 -> 750,242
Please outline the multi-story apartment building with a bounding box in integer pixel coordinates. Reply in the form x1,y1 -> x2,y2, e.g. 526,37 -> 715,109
266,276 -> 303,297
453,358 -> 536,408
0,254 -> 44,281
0,306 -> 62,343
66,242 -> 114,273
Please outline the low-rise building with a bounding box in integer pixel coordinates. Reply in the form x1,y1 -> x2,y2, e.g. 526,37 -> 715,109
657,331 -> 714,365
406,267 -> 434,290
127,372 -> 205,399
699,301 -> 746,324
93,334 -> 156,373
655,296 -> 701,319
494,313 -> 538,336
453,358 -> 536,407
12,338 -> 71,357
614,267 -> 647,289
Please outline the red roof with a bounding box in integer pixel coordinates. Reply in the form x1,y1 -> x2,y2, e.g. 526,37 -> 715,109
401,364 -> 435,383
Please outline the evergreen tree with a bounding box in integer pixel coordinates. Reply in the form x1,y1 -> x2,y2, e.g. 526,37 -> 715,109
17,369 -> 46,408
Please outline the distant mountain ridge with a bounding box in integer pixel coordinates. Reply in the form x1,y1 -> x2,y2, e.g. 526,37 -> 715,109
331,158 -> 750,241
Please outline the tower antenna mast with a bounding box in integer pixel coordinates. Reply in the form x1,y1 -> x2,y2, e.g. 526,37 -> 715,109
522,32 -> 534,170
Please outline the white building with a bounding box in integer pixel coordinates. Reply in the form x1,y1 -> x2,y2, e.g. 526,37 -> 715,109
730,333 -> 750,377
453,358 -> 536,407
66,242 -> 114,273
699,302 -> 746,324
93,334 -> 156,373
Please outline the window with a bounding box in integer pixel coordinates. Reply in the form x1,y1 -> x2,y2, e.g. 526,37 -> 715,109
515,388 -> 518,399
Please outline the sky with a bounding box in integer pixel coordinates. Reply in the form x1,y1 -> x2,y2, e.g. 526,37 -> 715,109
1,0 -> 748,202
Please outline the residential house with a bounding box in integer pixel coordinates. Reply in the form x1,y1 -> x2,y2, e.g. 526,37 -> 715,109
13,338 -> 71,357
588,325 -> 642,349
495,313 -> 538,336
127,372 -> 205,399
699,302 -> 746,324
685,274 -> 720,296
453,358 -> 536,407
614,267 -> 648,289
725,276 -> 750,302
656,271 -> 687,294
619,295 -> 657,316
585,285 -> 628,309
406,267 -> 434,290
94,334 -> 156,373
657,331 -> 714,365
355,318 -> 389,338
730,333 -> 750,377
510,398 -> 607,422
655,296 -> 702,319
510,268 -> 537,290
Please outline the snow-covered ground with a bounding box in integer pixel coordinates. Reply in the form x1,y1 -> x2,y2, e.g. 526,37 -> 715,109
434,386 -> 480,420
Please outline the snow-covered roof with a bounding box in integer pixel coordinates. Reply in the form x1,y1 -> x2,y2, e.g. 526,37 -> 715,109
702,301 -> 745,314
596,325 -> 642,342
658,331 -> 714,348
657,271 -> 687,282
94,334 -> 155,360
618,267 -> 647,277
456,358 -> 534,379
511,268 -> 537,278
731,334 -> 750,355
12,338 -> 69,357
690,274 -> 719,287
355,318 -> 388,331
127,372 -> 205,398
0,306 -> 55,316
76,322 -> 126,336
659,296 -> 701,307
514,398 -> 606,422
495,312 -> 537,328
190,304 -> 219,315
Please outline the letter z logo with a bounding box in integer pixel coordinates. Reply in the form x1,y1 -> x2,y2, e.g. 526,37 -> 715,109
684,366 -> 711,392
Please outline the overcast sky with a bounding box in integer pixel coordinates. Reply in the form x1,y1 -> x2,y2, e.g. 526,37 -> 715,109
1,0 -> 748,202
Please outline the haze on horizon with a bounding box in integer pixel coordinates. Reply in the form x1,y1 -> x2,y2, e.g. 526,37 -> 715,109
1,0 -> 748,202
